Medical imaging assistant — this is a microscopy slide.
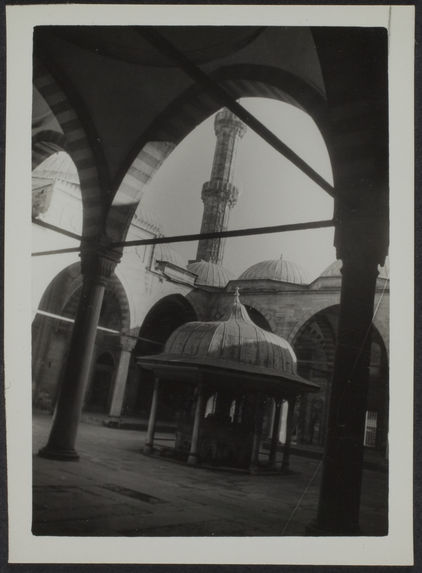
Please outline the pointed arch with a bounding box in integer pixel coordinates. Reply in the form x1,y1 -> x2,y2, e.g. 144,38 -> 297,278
33,62 -> 105,238
36,261 -> 131,332
105,64 -> 330,244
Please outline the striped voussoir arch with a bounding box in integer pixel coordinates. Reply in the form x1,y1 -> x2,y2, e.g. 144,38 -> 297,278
288,302 -> 339,346
38,261 -> 131,332
106,66 -> 329,246
33,66 -> 104,239
106,141 -> 175,242
149,76 -> 323,146
108,274 -> 131,332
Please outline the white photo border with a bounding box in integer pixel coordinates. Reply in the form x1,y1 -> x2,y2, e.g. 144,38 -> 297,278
4,4 -> 415,565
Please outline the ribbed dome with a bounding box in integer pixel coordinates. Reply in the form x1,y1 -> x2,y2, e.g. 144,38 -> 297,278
164,289 -> 297,375
154,244 -> 187,269
320,257 -> 390,279
187,260 -> 235,288
238,254 -> 310,285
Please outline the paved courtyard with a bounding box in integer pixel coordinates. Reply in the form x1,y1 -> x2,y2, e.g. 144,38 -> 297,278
33,413 -> 388,537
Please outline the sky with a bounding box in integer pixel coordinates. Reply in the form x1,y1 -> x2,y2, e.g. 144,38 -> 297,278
141,97 -> 336,281
33,97 -> 336,283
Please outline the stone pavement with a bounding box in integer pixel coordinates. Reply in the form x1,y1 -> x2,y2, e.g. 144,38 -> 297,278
32,413 -> 388,537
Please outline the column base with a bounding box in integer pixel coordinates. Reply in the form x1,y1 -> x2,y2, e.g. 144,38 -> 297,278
143,444 -> 154,454
105,416 -> 121,428
187,453 -> 199,466
38,445 -> 79,461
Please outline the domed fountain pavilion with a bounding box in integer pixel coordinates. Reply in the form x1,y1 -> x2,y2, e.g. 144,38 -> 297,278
137,289 -> 319,472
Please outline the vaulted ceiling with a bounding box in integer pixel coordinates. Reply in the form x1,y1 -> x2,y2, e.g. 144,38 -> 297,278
33,25 -> 389,261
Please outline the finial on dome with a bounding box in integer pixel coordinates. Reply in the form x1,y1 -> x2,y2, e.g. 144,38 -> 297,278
234,286 -> 241,304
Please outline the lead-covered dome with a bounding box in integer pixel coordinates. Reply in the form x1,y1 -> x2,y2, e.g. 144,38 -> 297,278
187,260 -> 235,288
138,290 -> 318,392
165,290 -> 295,373
238,254 -> 310,285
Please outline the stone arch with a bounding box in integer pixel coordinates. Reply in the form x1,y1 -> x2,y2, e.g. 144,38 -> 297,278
291,303 -> 388,372
32,261 -> 131,410
35,261 -> 131,332
289,298 -> 389,360
287,299 -> 337,346
123,294 -> 197,418
136,294 -> 197,351
290,304 -> 388,452
291,304 -> 339,351
33,62 -> 105,238
105,63 -> 331,244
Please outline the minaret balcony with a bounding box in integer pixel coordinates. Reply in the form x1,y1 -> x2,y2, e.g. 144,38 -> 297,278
201,180 -> 240,207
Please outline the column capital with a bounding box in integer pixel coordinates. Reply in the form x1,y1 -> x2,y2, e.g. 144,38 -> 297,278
80,238 -> 122,286
334,206 -> 389,267
119,334 -> 137,352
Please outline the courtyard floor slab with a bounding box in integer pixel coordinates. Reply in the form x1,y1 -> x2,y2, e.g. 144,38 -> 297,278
32,413 -> 388,537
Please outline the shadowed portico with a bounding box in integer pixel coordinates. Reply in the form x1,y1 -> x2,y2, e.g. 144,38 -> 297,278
32,25 -> 389,536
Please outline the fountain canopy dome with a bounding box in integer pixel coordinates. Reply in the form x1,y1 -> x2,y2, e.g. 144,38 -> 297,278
138,290 -> 318,393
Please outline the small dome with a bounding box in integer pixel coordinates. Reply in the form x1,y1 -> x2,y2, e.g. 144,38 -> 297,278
238,254 -> 310,285
320,257 -> 390,280
154,244 -> 187,269
187,260 -> 235,288
319,260 -> 342,278
164,289 -> 297,375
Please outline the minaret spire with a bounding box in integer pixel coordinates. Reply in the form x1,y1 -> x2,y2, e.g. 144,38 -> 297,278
195,108 -> 246,265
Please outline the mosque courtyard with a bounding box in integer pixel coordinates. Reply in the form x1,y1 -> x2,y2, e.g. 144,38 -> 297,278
33,413 -> 388,537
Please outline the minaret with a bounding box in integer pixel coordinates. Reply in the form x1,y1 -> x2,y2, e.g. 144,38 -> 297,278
195,108 -> 246,264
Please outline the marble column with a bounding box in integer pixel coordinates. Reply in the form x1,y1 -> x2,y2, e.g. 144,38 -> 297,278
144,376 -> 160,454
38,249 -> 119,461
281,397 -> 296,472
268,399 -> 282,467
187,381 -> 205,466
249,395 -> 264,472
313,255 -> 380,535
108,335 -> 137,422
